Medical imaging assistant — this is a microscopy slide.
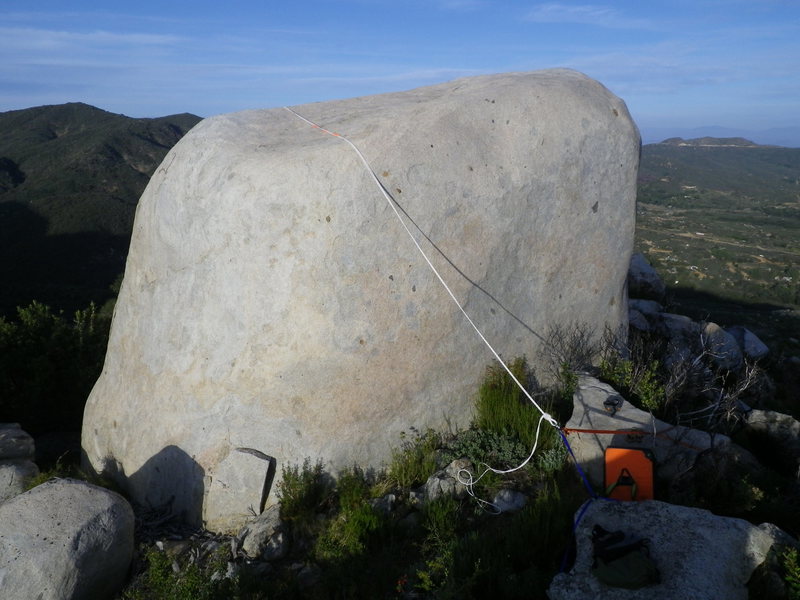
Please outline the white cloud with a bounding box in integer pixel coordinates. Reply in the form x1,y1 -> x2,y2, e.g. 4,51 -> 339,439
437,0 -> 486,10
291,67 -> 481,86
525,3 -> 652,29
0,26 -> 181,53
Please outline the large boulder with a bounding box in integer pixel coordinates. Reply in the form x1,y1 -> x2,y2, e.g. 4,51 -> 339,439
548,499 -> 795,600
0,478 -> 134,600
82,69 -> 640,531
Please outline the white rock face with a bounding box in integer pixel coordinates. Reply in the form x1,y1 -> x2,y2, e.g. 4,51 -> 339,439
0,478 -> 134,600
82,69 -> 640,531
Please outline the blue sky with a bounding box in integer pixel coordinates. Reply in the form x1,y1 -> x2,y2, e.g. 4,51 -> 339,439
2,1 -> 799,143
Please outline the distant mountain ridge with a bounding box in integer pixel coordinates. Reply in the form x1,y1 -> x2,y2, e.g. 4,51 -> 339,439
658,137 -> 766,148
641,126 -> 800,148
0,102 -> 201,316
638,136 -> 800,202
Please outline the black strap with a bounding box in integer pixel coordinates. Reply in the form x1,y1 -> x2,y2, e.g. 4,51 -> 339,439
606,468 -> 638,500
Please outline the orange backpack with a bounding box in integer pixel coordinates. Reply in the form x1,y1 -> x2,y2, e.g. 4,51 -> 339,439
604,447 -> 655,501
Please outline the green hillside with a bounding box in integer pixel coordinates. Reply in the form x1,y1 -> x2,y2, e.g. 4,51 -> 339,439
0,103 -> 201,316
639,137 -> 800,208
636,137 -> 800,353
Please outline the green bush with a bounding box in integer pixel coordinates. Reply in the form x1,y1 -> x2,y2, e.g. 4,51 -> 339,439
0,301 -> 109,434
441,428 -> 529,470
599,355 -> 666,414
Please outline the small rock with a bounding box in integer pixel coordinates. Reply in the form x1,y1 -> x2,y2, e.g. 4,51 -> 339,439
744,410 -> 800,477
424,458 -> 472,503
628,308 -> 649,332
656,313 -> 700,342
296,563 -> 322,589
238,505 -> 288,561
397,511 -> 421,531
369,493 -> 396,516
492,489 -> 527,513
726,325 -> 770,360
408,489 -> 425,507
160,539 -> 192,559
0,423 -> 35,460
703,322 -> 743,371
629,298 -> 663,317
628,253 -> 666,301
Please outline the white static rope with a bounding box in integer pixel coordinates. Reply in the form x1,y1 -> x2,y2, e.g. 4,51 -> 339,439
283,106 -> 559,431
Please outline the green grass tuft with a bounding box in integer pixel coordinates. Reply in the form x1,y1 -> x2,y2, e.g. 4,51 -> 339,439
386,428 -> 441,490
475,357 -> 560,456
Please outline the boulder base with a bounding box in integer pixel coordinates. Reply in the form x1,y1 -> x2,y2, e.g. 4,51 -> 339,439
82,69 -> 640,531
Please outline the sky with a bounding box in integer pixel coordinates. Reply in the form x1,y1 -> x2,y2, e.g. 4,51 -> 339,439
2,0 -> 799,144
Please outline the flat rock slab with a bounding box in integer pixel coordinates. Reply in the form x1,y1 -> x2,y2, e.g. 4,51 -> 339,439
548,500 -> 791,600
564,376 -> 727,489
0,478 -> 134,600
82,69 -> 640,531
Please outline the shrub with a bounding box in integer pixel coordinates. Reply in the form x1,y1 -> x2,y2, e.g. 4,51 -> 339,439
122,545 -> 239,600
386,428 -> 441,489
475,357 -> 560,456
783,547 -> 800,599
599,355 -> 666,413
412,469 -> 584,599
441,428 -> 529,470
315,466 -> 383,562
0,301 -> 109,434
277,458 -> 332,533
542,322 -> 599,380
416,496 -> 460,593
24,459 -> 119,493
